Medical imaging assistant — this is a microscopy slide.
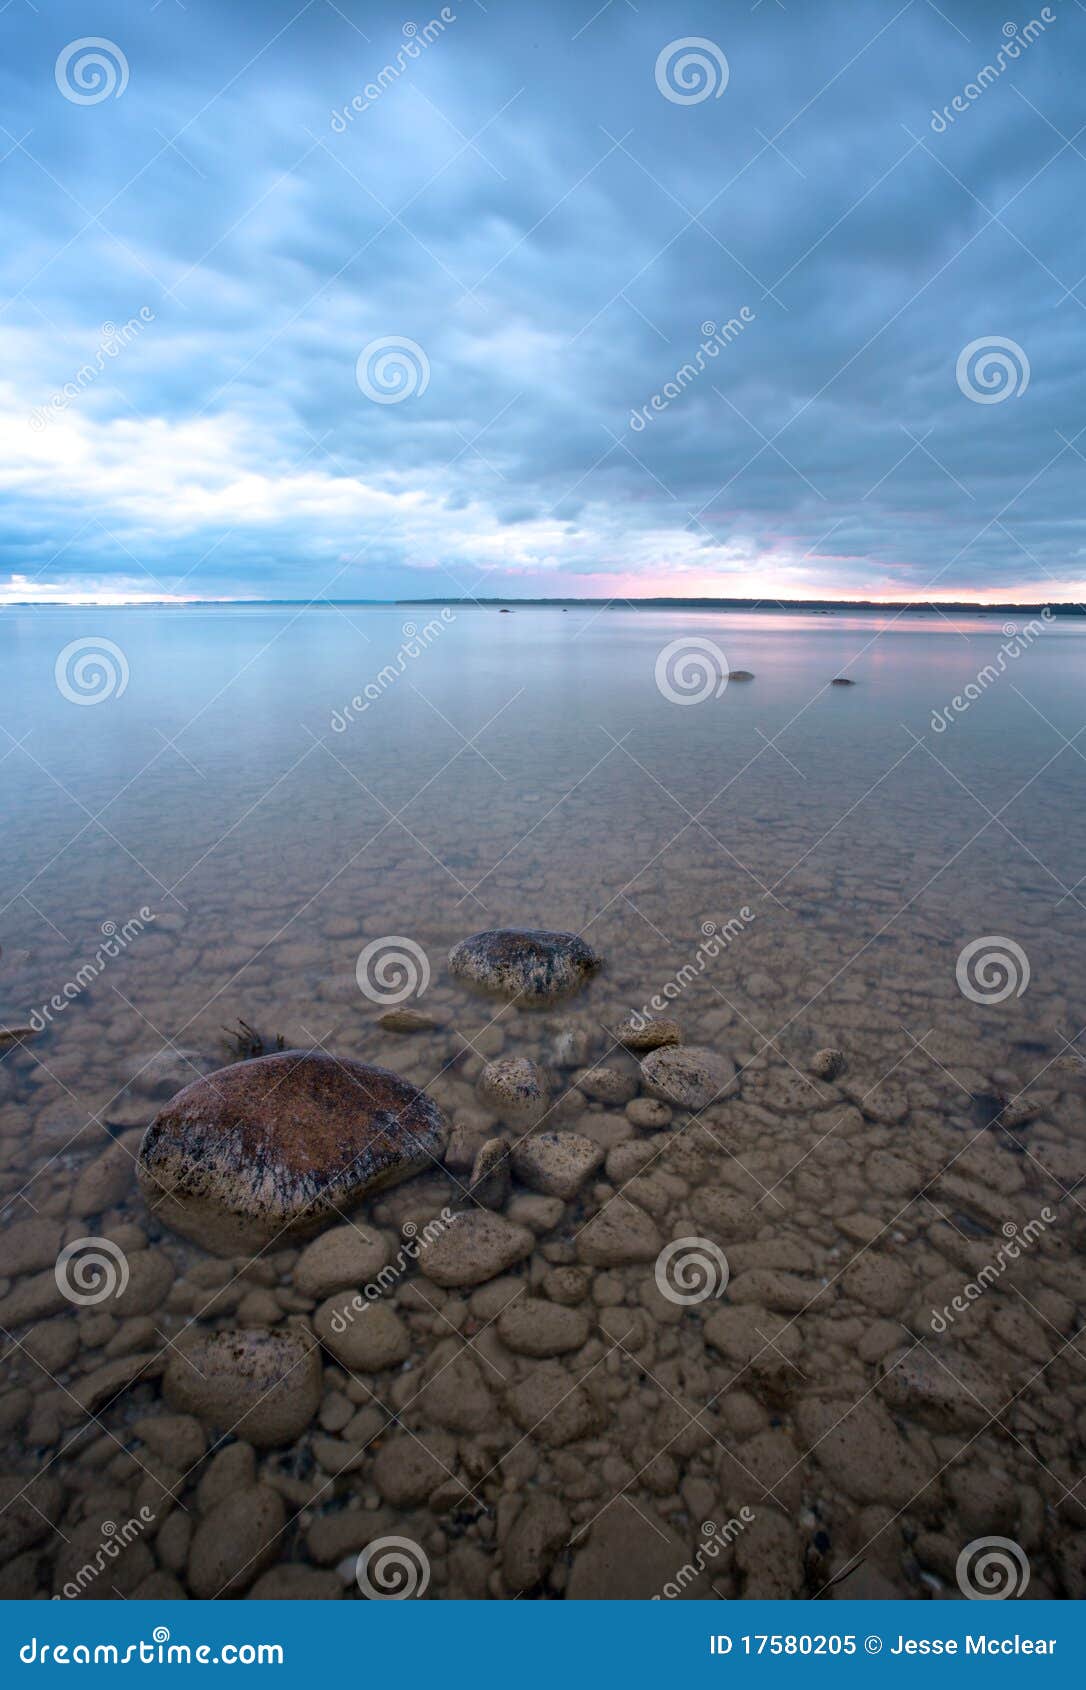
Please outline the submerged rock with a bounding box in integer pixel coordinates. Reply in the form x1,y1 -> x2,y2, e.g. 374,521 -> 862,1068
163,1325 -> 321,1448
188,1486 -> 285,1597
417,1210 -> 534,1287
467,1137 -> 512,1210
377,1008 -> 437,1033
511,1131 -> 603,1200
449,929 -> 601,1004
613,1014 -> 682,1052
477,1056 -> 549,1126
640,1044 -> 737,1111
136,1050 -> 447,1255
810,1047 -> 846,1081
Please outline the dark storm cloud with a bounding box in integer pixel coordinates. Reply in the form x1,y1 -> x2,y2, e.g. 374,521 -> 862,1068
1,0 -> 1083,599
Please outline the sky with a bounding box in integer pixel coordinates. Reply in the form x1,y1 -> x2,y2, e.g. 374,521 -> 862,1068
1,0 -> 1084,604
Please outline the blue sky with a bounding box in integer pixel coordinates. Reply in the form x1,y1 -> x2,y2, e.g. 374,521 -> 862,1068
2,0 -> 1084,602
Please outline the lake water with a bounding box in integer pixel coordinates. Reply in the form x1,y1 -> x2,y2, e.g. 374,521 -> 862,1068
0,603 -> 1083,1600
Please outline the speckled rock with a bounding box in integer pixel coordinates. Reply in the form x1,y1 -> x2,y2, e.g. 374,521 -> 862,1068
477,1057 -> 549,1126
417,1210 -> 534,1287
625,1097 -> 672,1129
137,1051 -> 447,1255
511,1132 -> 604,1200
575,1198 -> 660,1267
613,1015 -> 682,1052
878,1346 -> 993,1432
810,1047 -> 846,1080
468,1137 -> 512,1209
162,1325 -> 321,1447
640,1045 -> 736,1111
449,929 -> 601,1004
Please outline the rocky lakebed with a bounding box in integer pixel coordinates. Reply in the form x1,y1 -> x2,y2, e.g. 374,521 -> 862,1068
1,915 -> 1084,1603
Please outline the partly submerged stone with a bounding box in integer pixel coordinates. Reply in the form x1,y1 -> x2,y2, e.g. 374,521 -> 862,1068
137,1050 -> 447,1255
448,929 -> 601,1004
639,1045 -> 737,1111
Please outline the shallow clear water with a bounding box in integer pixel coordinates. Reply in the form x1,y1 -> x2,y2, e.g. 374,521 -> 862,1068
1,604 -> 1083,1600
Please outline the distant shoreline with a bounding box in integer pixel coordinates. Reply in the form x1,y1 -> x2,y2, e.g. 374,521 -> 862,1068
393,596 -> 1078,614
3,596 -> 1081,614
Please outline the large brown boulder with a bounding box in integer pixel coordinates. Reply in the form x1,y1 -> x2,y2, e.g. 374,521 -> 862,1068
137,1050 -> 447,1254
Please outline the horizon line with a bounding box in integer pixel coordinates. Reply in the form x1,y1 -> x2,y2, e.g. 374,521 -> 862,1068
0,594 -> 1080,613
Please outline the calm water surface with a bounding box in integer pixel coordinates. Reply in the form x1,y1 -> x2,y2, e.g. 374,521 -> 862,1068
0,604 -> 1083,1600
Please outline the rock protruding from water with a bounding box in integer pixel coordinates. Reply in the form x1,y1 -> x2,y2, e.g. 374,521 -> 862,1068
448,928 -> 601,1004
137,1050 -> 447,1255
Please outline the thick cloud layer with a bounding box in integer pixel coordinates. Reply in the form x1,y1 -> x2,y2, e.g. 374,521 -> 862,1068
1,0 -> 1083,601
